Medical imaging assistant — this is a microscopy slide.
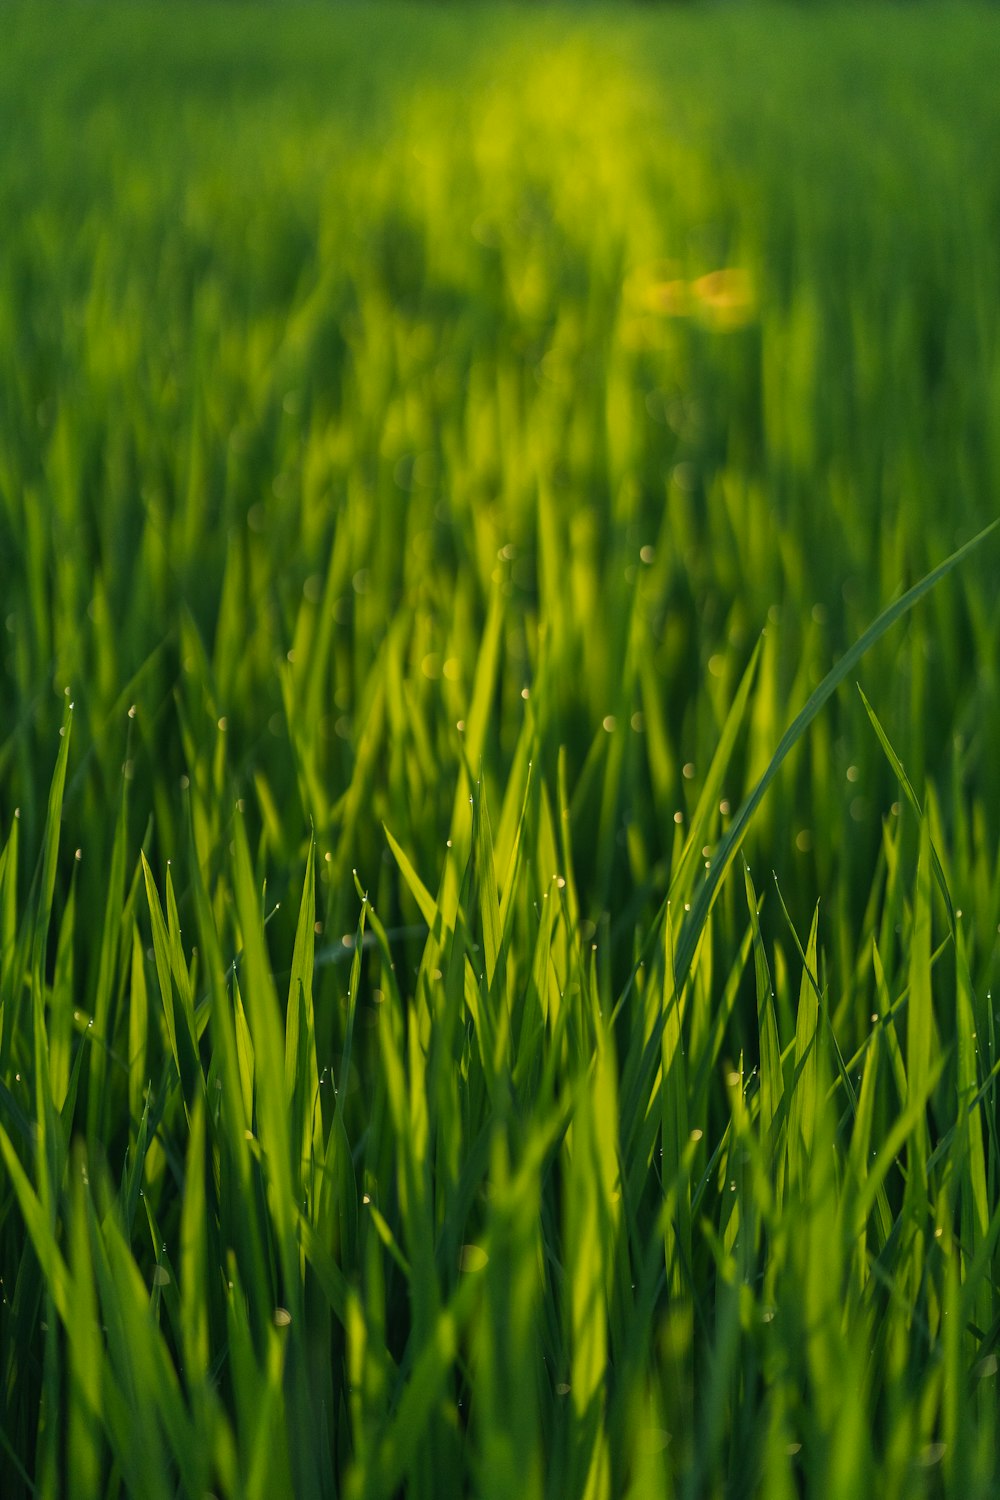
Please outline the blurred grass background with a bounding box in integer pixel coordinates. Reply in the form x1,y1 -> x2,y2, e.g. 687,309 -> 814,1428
3,4 -> 999,955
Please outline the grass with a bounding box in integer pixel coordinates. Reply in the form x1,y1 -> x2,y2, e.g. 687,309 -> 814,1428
2,3 -> 1000,1495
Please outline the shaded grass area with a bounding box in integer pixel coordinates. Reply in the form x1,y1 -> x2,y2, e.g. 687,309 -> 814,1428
2,4 -> 1000,1495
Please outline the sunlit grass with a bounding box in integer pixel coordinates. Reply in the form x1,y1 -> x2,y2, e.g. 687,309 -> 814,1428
2,4 -> 1000,1496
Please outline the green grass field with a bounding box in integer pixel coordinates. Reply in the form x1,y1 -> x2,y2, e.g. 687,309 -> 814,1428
2,3 -> 1000,1495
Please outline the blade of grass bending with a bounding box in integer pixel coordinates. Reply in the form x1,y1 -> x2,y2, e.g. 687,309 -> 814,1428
850,1052 -> 947,1237
298,1213 -> 351,1325
857,684 -> 956,929
615,651 -> 764,1127
772,879 -> 857,1119
672,520 -> 998,993
0,1124 -> 73,1326
925,1047 -> 1000,1178
383,825 -> 438,929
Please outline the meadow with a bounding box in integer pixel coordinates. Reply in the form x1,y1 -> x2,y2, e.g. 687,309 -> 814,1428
2,3 -> 1000,1495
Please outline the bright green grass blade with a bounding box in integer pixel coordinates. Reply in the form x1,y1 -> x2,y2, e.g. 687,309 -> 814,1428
119,1080 -> 156,1238
31,700 -> 72,985
85,772 -> 128,1146
858,684 -> 956,929
669,636 -> 760,903
231,811 -> 299,1314
743,863 -> 784,1165
850,1050 -> 947,1239
907,823 -> 935,1132
847,1021 -> 893,1261
234,975 -> 256,1128
127,920 -> 149,1128
776,877 -> 853,1076
94,1205 -> 200,1498
141,852 -> 183,1091
67,1144 -> 103,1499
164,863 -> 196,1038
473,773 -> 502,993
955,919 -> 992,1359
450,587 -> 504,842
48,867 -> 75,1112
660,906 -> 691,1296
0,1122 -> 73,1326
565,1072 -> 612,1500
787,903 -> 820,1192
298,1214 -> 351,1328
179,1093 -> 209,1387
285,838 -> 320,1176
185,809 -> 272,1336
383,824 -> 438,930
673,520 -> 999,992
498,758 -> 532,941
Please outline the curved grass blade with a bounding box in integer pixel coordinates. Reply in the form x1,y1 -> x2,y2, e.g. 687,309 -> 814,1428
672,519 -> 998,993
857,683 -> 955,930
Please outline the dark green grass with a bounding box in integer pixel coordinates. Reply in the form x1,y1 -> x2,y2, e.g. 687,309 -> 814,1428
2,5 -> 1000,1496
